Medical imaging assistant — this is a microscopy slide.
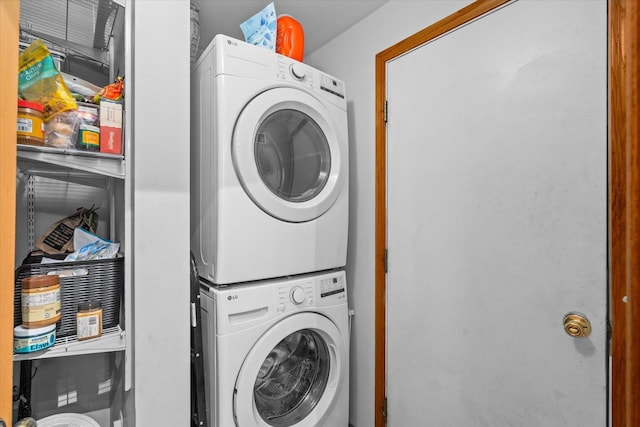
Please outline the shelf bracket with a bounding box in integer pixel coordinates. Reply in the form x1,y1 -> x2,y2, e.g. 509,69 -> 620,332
27,175 -> 35,251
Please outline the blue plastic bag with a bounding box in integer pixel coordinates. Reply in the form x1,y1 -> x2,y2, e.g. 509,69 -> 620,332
240,2 -> 277,50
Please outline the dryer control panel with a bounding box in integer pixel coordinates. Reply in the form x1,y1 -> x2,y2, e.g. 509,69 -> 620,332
207,34 -> 346,110
277,57 -> 314,90
275,56 -> 347,109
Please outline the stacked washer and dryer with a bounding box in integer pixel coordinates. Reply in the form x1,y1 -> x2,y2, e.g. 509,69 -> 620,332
190,34 -> 350,427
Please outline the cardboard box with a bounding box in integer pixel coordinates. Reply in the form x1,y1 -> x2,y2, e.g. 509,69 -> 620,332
100,99 -> 123,155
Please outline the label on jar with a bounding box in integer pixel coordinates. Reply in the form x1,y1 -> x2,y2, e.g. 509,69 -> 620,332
22,288 -> 61,323
78,125 -> 100,150
14,331 -> 56,353
77,312 -> 102,340
17,117 -> 33,134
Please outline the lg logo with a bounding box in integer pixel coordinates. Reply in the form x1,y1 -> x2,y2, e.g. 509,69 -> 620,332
227,40 -> 238,46
227,295 -> 238,301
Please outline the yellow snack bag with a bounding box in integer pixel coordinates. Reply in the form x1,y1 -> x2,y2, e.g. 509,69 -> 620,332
18,40 -> 77,120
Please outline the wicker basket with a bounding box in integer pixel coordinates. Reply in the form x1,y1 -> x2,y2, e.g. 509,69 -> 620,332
14,256 -> 124,338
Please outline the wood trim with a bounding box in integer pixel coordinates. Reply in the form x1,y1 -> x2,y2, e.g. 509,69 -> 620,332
374,50 -> 387,427
0,1 -> 20,424
375,0 -> 639,426
374,1 -> 511,425
610,1 -> 640,426
376,0 -> 511,64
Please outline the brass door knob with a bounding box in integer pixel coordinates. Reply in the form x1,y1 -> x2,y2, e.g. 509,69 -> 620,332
563,313 -> 592,338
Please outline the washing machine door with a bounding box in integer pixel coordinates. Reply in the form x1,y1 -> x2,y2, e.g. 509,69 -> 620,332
234,312 -> 347,427
233,87 -> 347,223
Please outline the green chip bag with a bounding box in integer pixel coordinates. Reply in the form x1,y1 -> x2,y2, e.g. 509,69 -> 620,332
19,39 -> 77,121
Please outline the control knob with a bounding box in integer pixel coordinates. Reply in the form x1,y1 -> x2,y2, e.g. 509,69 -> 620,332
290,286 -> 306,304
290,63 -> 306,80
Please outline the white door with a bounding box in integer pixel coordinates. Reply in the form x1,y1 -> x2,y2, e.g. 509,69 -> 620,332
233,88 -> 347,222
386,1 -> 607,426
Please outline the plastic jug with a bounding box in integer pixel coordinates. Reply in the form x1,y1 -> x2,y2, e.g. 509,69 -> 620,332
276,15 -> 304,61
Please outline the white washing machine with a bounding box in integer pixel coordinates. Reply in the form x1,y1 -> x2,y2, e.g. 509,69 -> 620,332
191,34 -> 349,285
200,270 -> 349,427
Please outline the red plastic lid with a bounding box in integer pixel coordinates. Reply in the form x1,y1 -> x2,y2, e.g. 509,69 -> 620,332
18,99 -> 44,112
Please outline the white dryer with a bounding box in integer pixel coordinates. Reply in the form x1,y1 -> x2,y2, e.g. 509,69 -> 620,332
200,270 -> 350,427
191,34 -> 349,285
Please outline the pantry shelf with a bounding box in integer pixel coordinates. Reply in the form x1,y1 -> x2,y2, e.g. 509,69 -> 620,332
13,326 -> 126,361
17,145 -> 125,180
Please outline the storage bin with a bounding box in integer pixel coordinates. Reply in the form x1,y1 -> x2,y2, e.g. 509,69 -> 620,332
14,257 -> 123,338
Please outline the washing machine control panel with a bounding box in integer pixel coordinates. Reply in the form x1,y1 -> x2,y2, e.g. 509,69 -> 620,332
275,272 -> 346,313
277,282 -> 314,312
320,275 -> 346,299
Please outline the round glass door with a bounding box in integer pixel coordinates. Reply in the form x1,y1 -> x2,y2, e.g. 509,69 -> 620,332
233,87 -> 347,223
234,312 -> 347,427
255,110 -> 331,203
254,330 -> 330,426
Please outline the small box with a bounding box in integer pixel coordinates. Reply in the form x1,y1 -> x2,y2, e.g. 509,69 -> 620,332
100,99 -> 123,155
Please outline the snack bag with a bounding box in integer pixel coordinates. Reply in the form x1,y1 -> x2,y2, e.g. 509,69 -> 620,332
35,207 -> 99,254
18,39 -> 77,120
93,76 -> 124,104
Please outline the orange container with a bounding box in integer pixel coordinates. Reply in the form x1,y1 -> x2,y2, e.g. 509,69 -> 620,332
276,15 -> 304,62
17,99 -> 45,146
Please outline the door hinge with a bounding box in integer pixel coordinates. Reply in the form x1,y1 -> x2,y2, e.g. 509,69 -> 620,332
384,249 -> 388,273
383,396 -> 388,425
383,100 -> 388,123
607,319 -> 612,342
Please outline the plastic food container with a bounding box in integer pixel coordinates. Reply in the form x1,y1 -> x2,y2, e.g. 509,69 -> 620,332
21,274 -> 62,328
76,103 -> 100,151
44,110 -> 79,149
77,300 -> 103,340
14,324 -> 56,353
17,99 -> 45,146
37,413 -> 100,427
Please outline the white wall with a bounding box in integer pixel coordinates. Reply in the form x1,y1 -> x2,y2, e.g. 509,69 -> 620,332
130,1 -> 191,425
305,2 -> 473,425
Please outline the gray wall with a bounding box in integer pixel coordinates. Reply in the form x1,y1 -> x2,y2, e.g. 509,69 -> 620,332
305,2 -> 473,425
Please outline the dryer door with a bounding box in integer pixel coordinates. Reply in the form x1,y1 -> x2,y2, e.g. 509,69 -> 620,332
234,312 -> 347,427
233,87 -> 347,223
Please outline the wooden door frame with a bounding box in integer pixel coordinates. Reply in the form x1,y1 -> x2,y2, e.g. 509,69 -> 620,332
374,1 -> 640,426
0,1 -> 20,424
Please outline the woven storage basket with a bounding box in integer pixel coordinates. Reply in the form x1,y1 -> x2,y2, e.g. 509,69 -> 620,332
14,257 -> 124,338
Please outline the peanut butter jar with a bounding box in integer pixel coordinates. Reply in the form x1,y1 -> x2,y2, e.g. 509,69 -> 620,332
17,99 -> 45,146
21,274 -> 62,328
